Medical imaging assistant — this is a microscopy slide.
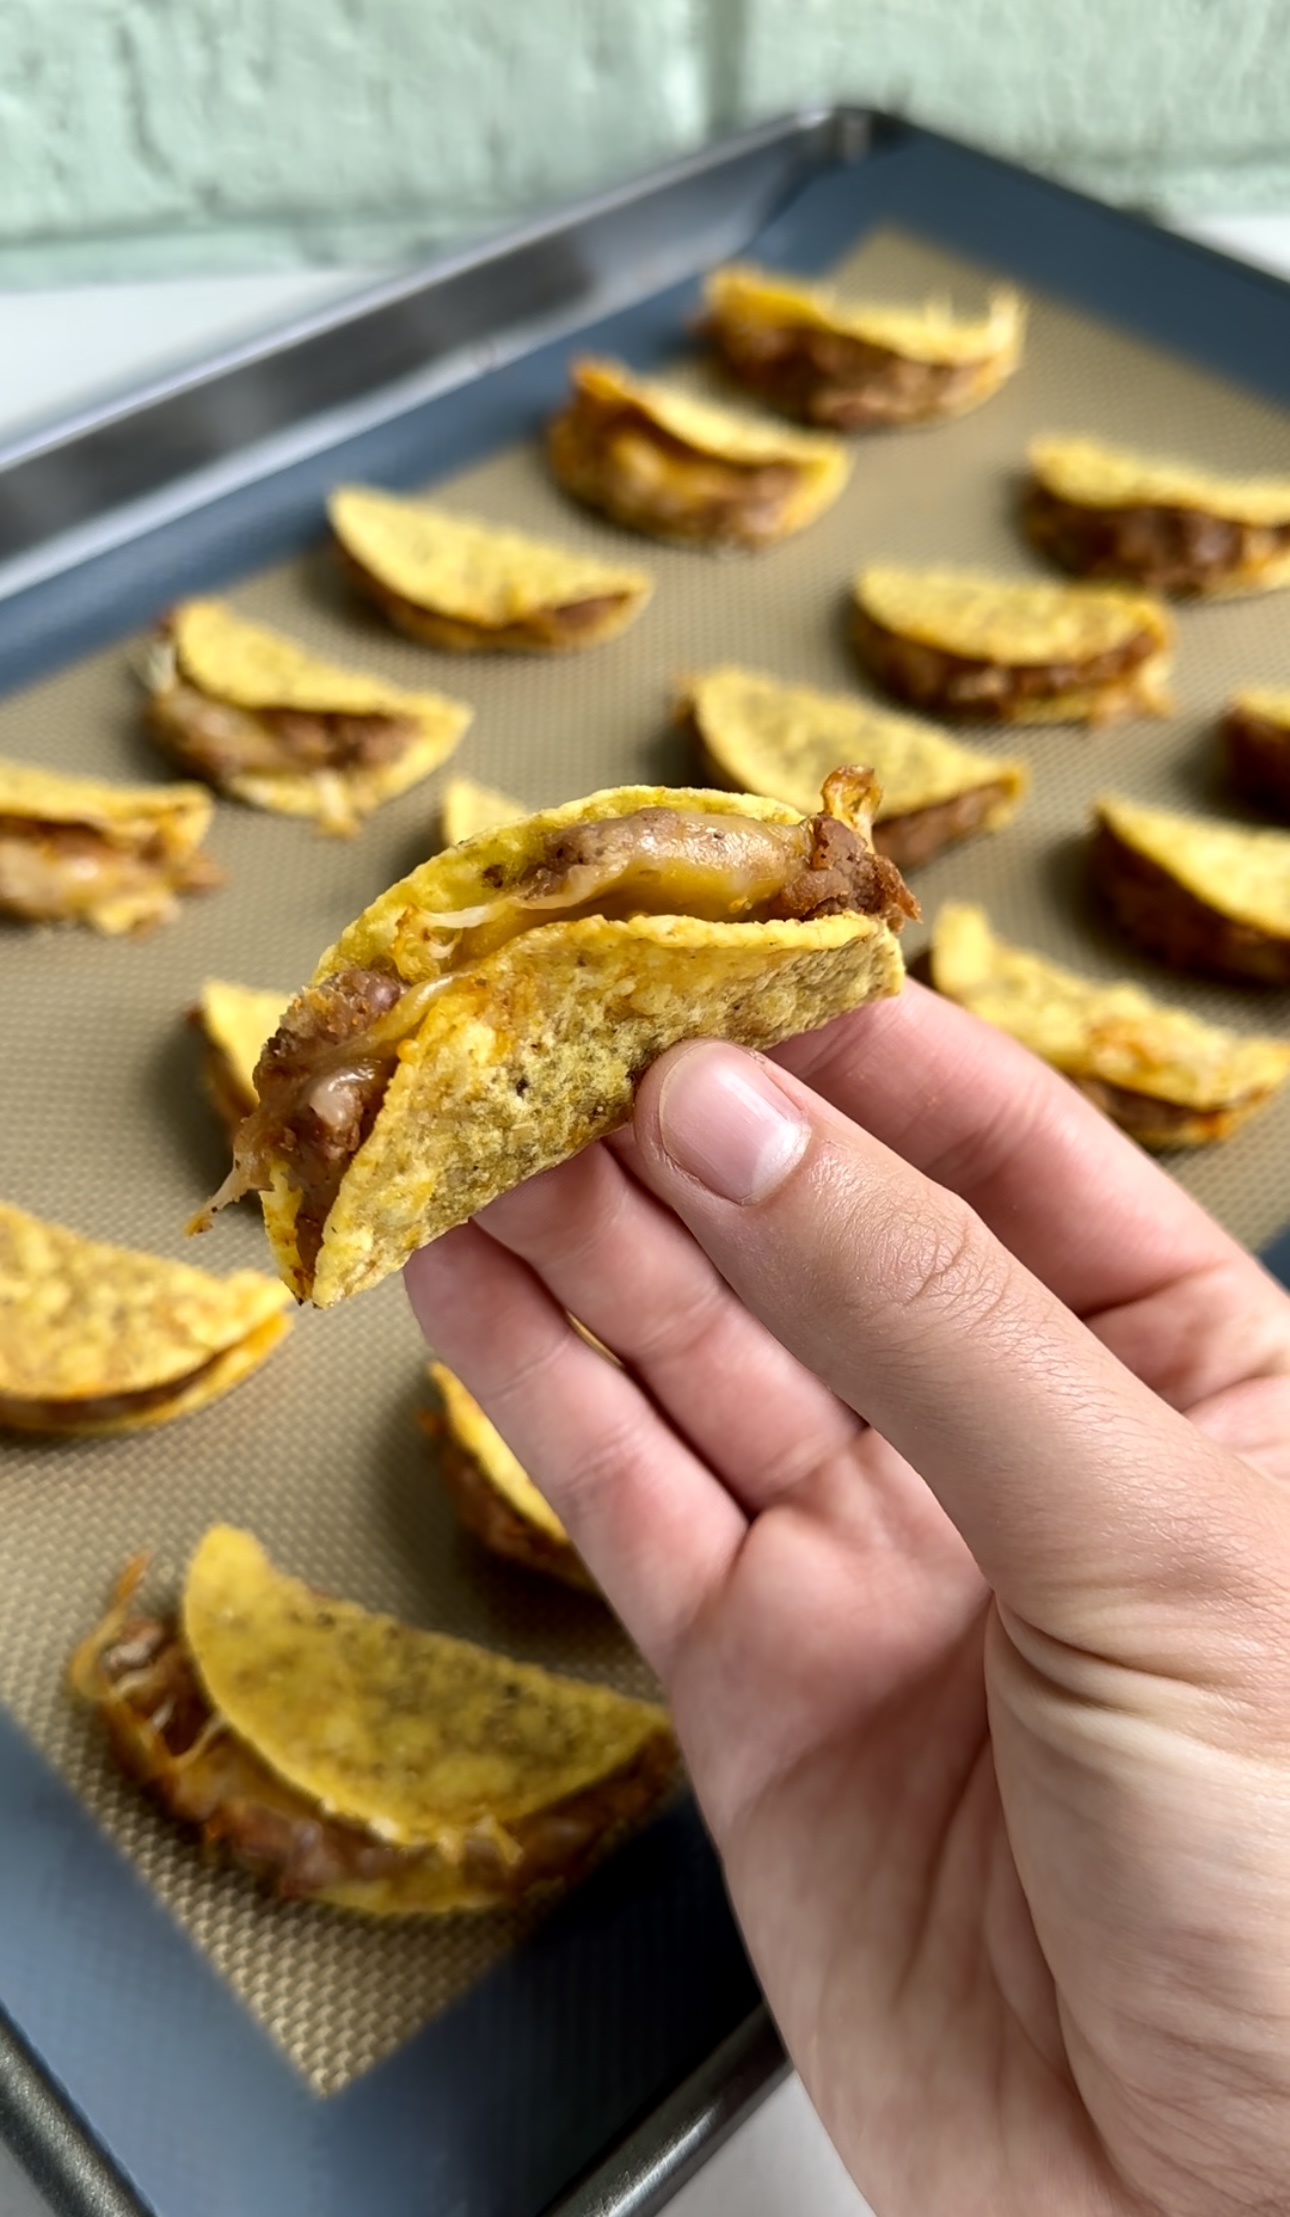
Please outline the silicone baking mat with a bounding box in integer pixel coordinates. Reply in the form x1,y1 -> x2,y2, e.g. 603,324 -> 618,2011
2,215 -> 1289,2118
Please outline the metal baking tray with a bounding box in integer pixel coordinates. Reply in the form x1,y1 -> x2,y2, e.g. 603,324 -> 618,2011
3,106 -> 1290,2217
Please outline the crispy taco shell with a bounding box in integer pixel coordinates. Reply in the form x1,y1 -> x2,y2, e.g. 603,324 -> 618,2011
214,775 -> 915,1304
71,1529 -> 675,1912
147,600 -> 471,835
329,487 -> 653,651
1092,794 -> 1290,984
852,564 -> 1172,725
547,356 -> 850,548
0,756 -> 220,934
424,1361 -> 593,1589
703,264 -> 1023,428
1224,689 -> 1290,817
927,901 -> 1290,1146
679,664 -> 1026,868
437,775 -> 527,849
191,980 -> 292,1138
1025,436 -> 1290,598
0,1201 -> 291,1434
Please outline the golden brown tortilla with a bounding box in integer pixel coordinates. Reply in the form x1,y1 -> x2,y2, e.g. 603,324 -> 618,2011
437,775 -> 527,849
928,901 -> 1290,1145
426,1360 -> 592,1588
1026,436 -> 1290,597
0,1201 -> 291,1434
1092,793 -> 1290,983
679,664 -> 1026,866
192,980 -> 292,1137
213,776 -> 915,1304
329,486 -> 654,650
547,356 -> 850,547
0,756 -> 220,934
146,600 -> 472,835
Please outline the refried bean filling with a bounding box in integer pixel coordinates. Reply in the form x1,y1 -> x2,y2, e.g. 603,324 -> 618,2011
1024,484 -> 1290,597
557,394 -> 801,536
0,1352 -> 228,1430
149,641 -> 416,782
218,784 -> 915,1269
337,545 -> 630,647
853,606 -> 1156,718
709,321 -> 987,428
0,815 -> 215,922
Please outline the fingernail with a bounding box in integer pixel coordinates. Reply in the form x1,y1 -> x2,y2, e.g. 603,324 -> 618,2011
656,1045 -> 808,1204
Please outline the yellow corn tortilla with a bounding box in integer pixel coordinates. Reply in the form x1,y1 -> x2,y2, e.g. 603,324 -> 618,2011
243,779 -> 911,1304
329,487 -> 653,649
706,264 -> 1025,365
0,1201 -> 291,1434
437,775 -> 527,849
853,564 -> 1172,722
183,1526 -> 671,1854
1030,436 -> 1290,529
0,755 -> 217,934
1096,794 -> 1290,938
195,980 -> 291,1126
549,356 -> 850,545
1232,687 -> 1290,729
427,1359 -> 591,1588
150,600 -> 472,833
681,664 -> 1026,838
929,901 -> 1290,1137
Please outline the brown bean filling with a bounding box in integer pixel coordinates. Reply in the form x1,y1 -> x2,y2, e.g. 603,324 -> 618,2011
149,672 -> 415,783
422,1411 -> 593,1590
1091,821 -> 1290,985
1024,484 -> 1290,597
82,1609 -> 672,1905
707,318 -> 989,429
0,1352 -> 227,1431
1224,707 -> 1290,817
1068,1073 -> 1259,1148
337,545 -> 631,650
219,785 -> 915,1271
853,606 -> 1156,721
0,814 -> 217,925
549,391 -> 802,546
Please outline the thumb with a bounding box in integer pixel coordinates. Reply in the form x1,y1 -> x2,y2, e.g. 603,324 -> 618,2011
631,1039 -> 1283,1647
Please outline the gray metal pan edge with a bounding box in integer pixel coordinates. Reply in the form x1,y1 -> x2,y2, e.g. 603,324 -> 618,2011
3,103 -> 1290,2217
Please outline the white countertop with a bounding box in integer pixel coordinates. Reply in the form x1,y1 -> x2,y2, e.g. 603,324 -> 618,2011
0,208 -> 1287,2217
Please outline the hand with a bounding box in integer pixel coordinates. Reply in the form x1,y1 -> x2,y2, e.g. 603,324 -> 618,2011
405,983 -> 1290,2217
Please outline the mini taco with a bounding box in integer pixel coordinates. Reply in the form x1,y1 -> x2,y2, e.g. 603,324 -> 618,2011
703,264 -> 1024,429
329,487 -> 653,651
191,980 -> 292,1140
1025,436 -> 1290,598
0,756 -> 220,934
210,773 -> 916,1305
1092,794 -> 1290,984
547,357 -> 850,548
437,775 -> 527,849
146,600 -> 472,836
71,1526 -> 675,1913
678,664 -> 1026,868
926,901 -> 1290,1146
0,1201 -> 291,1435
424,1361 -> 592,1589
1223,689 -> 1290,817
852,564 -> 1172,725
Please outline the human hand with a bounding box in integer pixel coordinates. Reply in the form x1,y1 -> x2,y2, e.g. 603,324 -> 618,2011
405,982 -> 1290,2217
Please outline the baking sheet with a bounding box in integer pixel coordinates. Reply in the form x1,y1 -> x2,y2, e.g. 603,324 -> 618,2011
2,215 -> 1290,2119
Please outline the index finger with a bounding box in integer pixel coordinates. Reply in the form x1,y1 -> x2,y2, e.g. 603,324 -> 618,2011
774,979 -> 1253,1322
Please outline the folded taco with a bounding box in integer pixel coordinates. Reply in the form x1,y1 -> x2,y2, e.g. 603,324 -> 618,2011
1025,436 -> 1290,598
679,664 -> 1026,868
1223,689 -> 1290,816
547,357 -> 850,548
146,600 -> 471,835
926,901 -> 1290,1146
210,773 -> 916,1305
424,1360 -> 593,1589
437,774 -> 526,849
852,564 -> 1172,724
0,756 -> 220,934
0,1201 -> 291,1435
329,486 -> 653,650
1092,793 -> 1290,984
703,264 -> 1024,429
191,979 -> 292,1140
71,1526 -> 675,1912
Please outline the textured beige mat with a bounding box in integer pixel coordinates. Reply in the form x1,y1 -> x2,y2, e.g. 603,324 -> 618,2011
2,223 -> 1288,2095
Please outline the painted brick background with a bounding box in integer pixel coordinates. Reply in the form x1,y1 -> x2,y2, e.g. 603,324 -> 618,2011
0,0 -> 1287,281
